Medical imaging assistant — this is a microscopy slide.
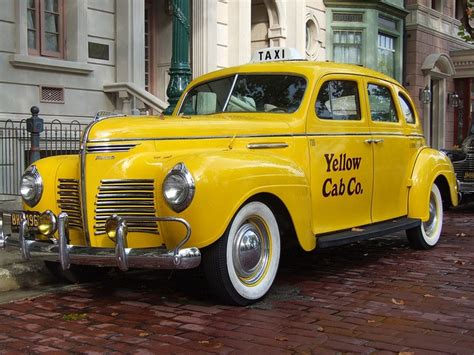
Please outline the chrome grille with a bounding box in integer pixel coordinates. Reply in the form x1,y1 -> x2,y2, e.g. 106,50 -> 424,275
57,179 -> 83,229
453,152 -> 474,182
94,179 -> 158,235
86,143 -> 137,153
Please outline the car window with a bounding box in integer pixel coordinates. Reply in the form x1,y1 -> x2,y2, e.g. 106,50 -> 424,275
367,84 -> 398,123
180,77 -> 234,115
315,80 -> 360,120
398,93 -> 416,124
179,75 -> 306,115
226,75 -> 306,113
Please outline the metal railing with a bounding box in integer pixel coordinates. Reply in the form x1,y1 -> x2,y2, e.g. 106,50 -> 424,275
0,118 -> 87,196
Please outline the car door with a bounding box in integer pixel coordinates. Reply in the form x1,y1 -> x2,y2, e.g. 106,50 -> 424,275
308,75 -> 373,235
364,79 -> 414,222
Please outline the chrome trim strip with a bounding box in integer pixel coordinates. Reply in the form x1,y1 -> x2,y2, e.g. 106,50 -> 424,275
97,192 -> 154,199
19,214 -> 29,260
101,179 -> 154,184
99,185 -> 154,191
0,212 -> 5,248
80,114 -> 127,244
86,144 -> 137,153
80,121 -> 95,244
58,212 -> 70,270
247,142 -> 289,149
115,216 -> 128,271
222,74 -> 239,112
87,132 -> 424,143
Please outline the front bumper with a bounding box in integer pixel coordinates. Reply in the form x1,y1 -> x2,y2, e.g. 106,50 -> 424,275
458,180 -> 474,194
0,211 -> 201,272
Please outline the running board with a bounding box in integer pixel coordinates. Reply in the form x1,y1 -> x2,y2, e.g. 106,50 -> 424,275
316,217 -> 421,249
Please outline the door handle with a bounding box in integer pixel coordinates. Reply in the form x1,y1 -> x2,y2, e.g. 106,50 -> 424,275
364,139 -> 384,144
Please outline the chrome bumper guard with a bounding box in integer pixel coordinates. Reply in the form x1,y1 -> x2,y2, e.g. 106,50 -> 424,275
0,211 -> 201,272
458,180 -> 474,194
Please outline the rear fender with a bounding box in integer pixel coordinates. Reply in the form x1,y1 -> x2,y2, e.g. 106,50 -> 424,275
408,148 -> 458,221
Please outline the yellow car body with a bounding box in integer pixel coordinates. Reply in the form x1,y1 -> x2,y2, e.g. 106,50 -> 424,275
1,50 -> 459,305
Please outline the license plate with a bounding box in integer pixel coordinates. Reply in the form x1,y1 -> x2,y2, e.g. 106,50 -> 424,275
11,211 -> 40,233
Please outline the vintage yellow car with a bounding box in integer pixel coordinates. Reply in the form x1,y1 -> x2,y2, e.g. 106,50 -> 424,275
0,48 -> 459,305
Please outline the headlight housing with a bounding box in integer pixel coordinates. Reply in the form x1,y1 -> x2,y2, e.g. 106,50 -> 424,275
162,163 -> 195,212
20,165 -> 43,207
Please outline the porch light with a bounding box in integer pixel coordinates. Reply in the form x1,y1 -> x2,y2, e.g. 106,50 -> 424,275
448,92 -> 460,108
419,86 -> 431,104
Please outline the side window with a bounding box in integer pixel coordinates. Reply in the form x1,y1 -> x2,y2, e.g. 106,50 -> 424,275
315,80 -> 360,120
367,84 -> 398,123
398,93 -> 416,124
180,77 -> 234,115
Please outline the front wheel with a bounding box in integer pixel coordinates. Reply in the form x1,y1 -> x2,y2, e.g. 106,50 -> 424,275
203,201 -> 281,306
406,184 -> 443,249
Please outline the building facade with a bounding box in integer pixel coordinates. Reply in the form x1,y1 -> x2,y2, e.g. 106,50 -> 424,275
0,0 -> 328,124
323,0 -> 407,83
405,0 -> 474,149
0,0 -> 472,144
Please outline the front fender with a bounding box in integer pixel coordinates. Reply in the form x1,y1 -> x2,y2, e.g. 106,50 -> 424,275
160,150 -> 313,250
24,155 -> 79,214
408,148 -> 458,221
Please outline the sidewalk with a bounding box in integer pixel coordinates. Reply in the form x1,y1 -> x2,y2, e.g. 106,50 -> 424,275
0,197 -> 54,292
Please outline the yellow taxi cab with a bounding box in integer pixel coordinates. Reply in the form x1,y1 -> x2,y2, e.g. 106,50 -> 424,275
0,47 -> 459,305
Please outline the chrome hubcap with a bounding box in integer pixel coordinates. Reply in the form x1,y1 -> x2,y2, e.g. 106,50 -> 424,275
423,192 -> 437,237
232,216 -> 270,285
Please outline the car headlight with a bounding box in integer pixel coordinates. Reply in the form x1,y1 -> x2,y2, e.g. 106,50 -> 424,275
20,165 -> 43,207
162,163 -> 195,212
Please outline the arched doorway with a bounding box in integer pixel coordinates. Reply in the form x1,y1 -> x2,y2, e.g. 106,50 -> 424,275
421,53 -> 456,149
251,0 -> 270,52
251,0 -> 286,53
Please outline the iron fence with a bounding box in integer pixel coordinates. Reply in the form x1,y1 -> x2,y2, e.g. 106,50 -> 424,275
0,119 -> 87,196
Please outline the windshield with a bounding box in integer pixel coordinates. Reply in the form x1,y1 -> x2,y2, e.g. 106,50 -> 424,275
179,74 -> 307,115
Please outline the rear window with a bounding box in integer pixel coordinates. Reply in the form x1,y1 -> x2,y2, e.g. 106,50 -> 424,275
398,93 -> 416,124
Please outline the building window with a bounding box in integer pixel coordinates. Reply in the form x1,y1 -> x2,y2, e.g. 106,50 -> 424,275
28,0 -> 64,58
377,33 -> 395,77
333,31 -> 362,65
431,0 -> 442,12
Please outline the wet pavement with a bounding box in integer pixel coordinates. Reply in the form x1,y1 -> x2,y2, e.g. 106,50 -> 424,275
0,205 -> 473,354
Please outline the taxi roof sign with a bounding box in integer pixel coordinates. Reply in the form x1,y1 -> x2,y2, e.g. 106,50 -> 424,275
251,47 -> 304,63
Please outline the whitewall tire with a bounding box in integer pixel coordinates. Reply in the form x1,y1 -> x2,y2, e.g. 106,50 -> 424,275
203,201 -> 281,305
407,184 -> 443,249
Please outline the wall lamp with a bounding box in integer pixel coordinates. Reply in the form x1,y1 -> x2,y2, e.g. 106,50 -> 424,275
419,85 -> 431,104
448,92 -> 460,108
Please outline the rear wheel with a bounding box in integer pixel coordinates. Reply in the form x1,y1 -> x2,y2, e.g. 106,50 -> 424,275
203,201 -> 281,305
406,184 -> 443,249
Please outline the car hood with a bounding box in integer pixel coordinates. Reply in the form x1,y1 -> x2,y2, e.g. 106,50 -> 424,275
86,114 -> 296,142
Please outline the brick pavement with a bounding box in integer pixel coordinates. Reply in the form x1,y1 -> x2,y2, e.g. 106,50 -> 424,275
0,206 -> 473,354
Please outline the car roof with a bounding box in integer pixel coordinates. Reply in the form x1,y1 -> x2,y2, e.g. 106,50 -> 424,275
192,60 -> 401,87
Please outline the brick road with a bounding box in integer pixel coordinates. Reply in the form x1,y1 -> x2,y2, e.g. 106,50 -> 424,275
0,206 -> 473,354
